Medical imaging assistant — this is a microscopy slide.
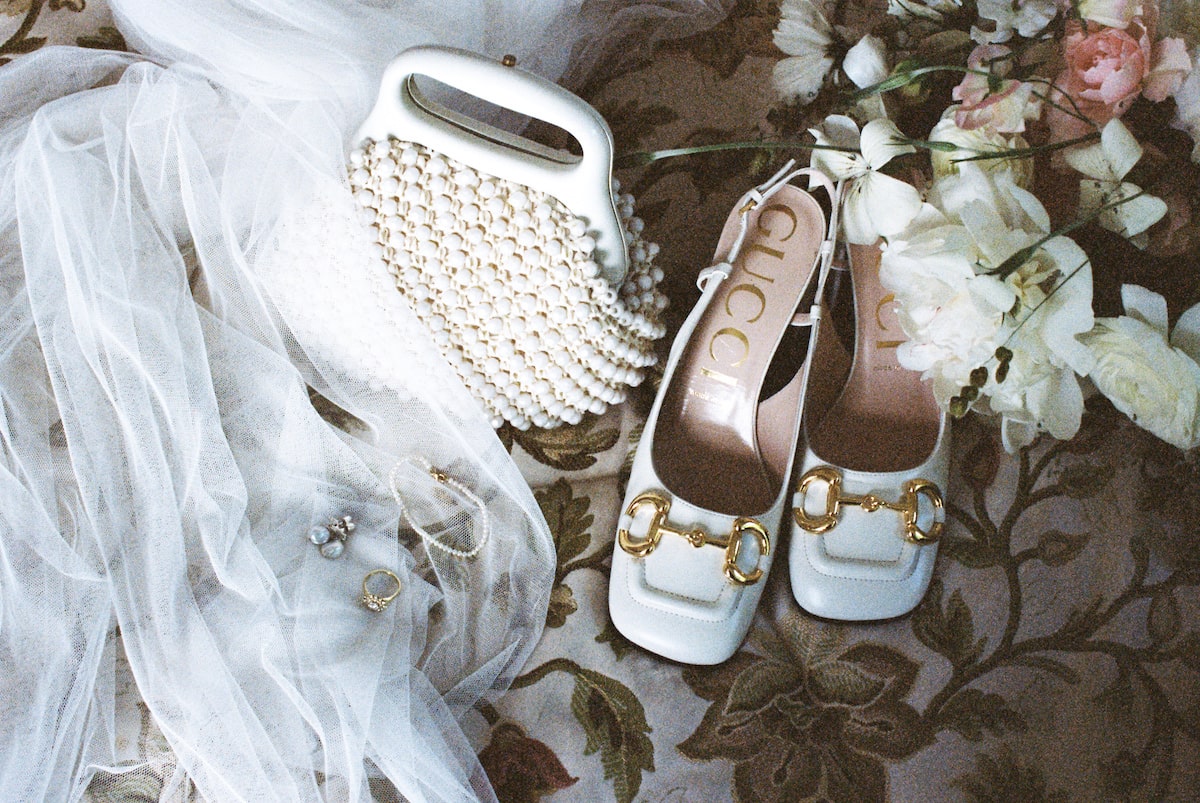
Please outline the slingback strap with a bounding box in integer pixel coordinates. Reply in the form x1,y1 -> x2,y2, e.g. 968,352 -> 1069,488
697,161 -> 844,295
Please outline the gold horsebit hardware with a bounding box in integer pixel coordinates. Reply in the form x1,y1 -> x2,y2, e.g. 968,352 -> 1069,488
618,492 -> 770,586
793,466 -> 944,544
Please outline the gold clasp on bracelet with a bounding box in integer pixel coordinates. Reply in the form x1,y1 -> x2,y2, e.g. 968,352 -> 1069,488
793,466 -> 943,544
618,492 -> 770,586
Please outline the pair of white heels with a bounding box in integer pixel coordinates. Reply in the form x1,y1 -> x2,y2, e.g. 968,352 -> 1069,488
608,163 -> 949,665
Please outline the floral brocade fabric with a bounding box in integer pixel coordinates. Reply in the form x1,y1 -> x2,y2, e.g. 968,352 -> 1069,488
10,0 -> 1198,801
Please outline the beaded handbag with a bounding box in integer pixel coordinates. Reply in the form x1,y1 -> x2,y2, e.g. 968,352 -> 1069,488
349,46 -> 666,430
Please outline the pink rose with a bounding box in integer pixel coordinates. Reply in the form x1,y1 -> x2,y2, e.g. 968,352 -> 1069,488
1047,15 -> 1191,142
952,44 -> 1043,133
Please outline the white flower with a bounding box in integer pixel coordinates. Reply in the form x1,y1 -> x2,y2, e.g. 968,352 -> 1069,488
888,0 -> 962,22
1080,285 -> 1200,449
808,115 -> 922,244
973,0 -> 1058,44
1064,118 -> 1167,247
842,35 -> 889,89
880,165 -> 1096,450
928,107 -> 1033,186
1075,0 -> 1143,29
1171,46 -> 1200,163
772,0 -> 835,104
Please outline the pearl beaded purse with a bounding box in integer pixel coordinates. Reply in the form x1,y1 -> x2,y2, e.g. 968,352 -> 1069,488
349,46 -> 667,430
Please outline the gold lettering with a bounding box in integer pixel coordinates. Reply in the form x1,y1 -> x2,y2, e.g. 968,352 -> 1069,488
700,367 -> 739,387
874,293 -> 897,331
875,339 -> 905,349
724,283 -> 767,324
756,203 -> 798,242
743,243 -> 783,283
708,327 -> 750,368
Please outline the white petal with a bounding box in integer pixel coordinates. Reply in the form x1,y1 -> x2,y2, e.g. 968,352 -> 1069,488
1033,369 -> 1084,440
1107,185 -> 1167,238
773,55 -> 835,103
1001,416 -> 1038,452
1121,283 -> 1169,334
1063,141 -> 1116,182
774,0 -> 834,55
842,35 -> 889,89
1172,300 -> 1200,362
841,171 -> 922,243
808,115 -> 866,179
860,118 -> 915,170
1100,118 -> 1142,180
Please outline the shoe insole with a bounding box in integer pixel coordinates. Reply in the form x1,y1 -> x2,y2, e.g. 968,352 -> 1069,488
654,185 -> 826,516
810,243 -> 940,474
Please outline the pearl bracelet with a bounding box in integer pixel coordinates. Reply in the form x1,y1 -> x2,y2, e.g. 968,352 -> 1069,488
389,457 -> 491,560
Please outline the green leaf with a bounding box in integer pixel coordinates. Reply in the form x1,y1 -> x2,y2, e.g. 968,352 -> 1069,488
724,659 -> 804,716
535,479 -> 594,568
942,535 -> 1000,569
807,661 -> 885,707
571,667 -> 654,803
1148,590 -> 1181,644
1034,529 -> 1089,567
1057,462 -> 1114,498
515,414 -> 620,471
546,583 -> 578,629
936,688 -> 1027,741
76,26 -> 128,51
86,770 -> 168,803
912,581 -> 986,668
1007,654 -> 1082,685
594,620 -> 637,661
5,36 -> 47,55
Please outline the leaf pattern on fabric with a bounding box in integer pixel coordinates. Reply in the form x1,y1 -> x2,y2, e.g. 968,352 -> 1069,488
571,667 -> 655,803
479,722 -> 579,803
679,618 -> 931,802
953,746 -> 1069,802
505,414 -> 620,471
535,479 -> 609,628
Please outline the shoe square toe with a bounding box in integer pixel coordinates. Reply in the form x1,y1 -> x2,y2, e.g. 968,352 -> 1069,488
610,492 -> 778,666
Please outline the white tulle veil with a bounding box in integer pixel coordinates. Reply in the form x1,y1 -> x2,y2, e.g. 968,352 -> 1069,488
0,1 -> 732,800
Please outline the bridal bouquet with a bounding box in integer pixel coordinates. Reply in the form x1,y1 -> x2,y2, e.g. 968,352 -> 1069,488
767,0 -> 1200,451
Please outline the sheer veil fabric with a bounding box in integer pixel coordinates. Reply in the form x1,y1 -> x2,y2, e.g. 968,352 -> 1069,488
0,1 -> 726,800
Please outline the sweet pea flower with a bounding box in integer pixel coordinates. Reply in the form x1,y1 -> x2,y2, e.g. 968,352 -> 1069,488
953,44 -> 1043,133
1080,285 -> 1200,449
974,0 -> 1057,44
808,115 -> 922,244
772,0 -> 835,104
1064,118 -> 1167,246
1073,0 -> 1143,29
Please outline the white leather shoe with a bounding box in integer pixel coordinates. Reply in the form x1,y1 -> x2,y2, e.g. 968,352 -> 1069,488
788,242 -> 949,621
609,163 -> 841,665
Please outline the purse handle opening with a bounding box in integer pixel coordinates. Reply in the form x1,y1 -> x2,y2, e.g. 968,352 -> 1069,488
355,45 -> 629,284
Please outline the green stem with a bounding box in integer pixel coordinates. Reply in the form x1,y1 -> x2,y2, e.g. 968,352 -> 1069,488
950,131 -> 1101,164
1,0 -> 45,59
510,656 -> 582,690
615,140 -> 856,169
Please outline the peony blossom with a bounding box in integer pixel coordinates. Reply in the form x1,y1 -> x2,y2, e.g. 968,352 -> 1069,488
772,0 -> 836,104
808,115 -> 923,244
1063,118 -> 1167,246
928,107 -> 1033,186
953,44 -> 1043,133
1080,285 -> 1200,449
1047,16 -> 1191,140
880,165 -> 1095,450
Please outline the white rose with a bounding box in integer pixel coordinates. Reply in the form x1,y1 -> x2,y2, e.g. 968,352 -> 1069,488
1080,285 -> 1200,449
